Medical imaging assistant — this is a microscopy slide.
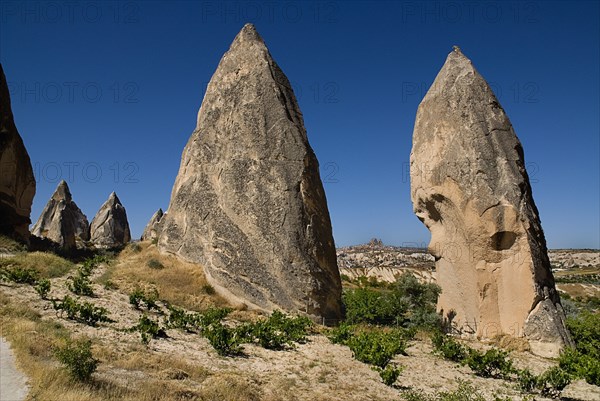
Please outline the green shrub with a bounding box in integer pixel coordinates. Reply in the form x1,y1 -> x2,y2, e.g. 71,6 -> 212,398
347,329 -> 407,368
198,307 -> 233,328
67,273 -> 94,296
204,321 -> 243,356
146,258 -> 164,269
342,273 -> 441,328
248,311 -> 312,350
166,305 -> 202,332
34,278 -> 51,299
1,265 -> 39,284
378,363 -> 403,386
54,338 -> 98,381
431,332 -> 468,362
129,287 -> 160,311
559,310 -> 600,386
328,322 -> 355,345
52,295 -> 113,326
537,366 -> 571,397
516,368 -> 537,392
465,348 -> 514,379
130,315 -> 166,344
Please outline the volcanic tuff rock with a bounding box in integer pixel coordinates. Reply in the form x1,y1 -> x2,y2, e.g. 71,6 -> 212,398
410,47 -> 572,357
31,180 -> 89,249
158,24 -> 342,321
0,63 -> 35,242
141,208 -> 163,241
90,192 -> 131,248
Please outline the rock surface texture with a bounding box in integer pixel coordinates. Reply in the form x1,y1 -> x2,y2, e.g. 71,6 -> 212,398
31,180 -> 89,249
90,192 -> 131,248
410,47 -> 572,357
0,63 -> 35,242
141,208 -> 163,241
158,24 -> 342,321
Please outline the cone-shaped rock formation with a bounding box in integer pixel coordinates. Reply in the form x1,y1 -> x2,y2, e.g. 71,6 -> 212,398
31,180 -> 89,249
0,63 -> 35,243
410,47 -> 572,357
158,24 -> 342,321
141,208 -> 163,241
90,192 -> 131,248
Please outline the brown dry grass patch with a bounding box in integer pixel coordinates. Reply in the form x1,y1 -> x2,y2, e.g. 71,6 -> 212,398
0,251 -> 74,278
101,242 -> 228,312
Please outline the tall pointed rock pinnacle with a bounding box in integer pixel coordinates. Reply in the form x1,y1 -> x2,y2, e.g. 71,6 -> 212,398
158,24 -> 342,321
90,192 -> 131,248
0,63 -> 36,243
141,208 -> 164,241
410,47 -> 572,356
32,180 -> 89,250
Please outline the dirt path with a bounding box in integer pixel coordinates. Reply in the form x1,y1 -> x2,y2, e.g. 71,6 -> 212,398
0,337 -> 29,401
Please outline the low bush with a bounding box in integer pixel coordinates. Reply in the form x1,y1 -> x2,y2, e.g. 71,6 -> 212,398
54,338 -> 98,381
516,368 -> 538,392
129,315 -> 166,344
464,348 -> 514,379
559,310 -> 600,386
67,273 -> 94,296
166,305 -> 202,332
328,321 -> 354,345
146,258 -> 164,270
342,273 -> 441,329
347,329 -> 407,368
378,363 -> 403,386
0,265 -> 39,284
129,287 -> 160,311
537,366 -> 571,397
52,295 -> 113,326
203,321 -> 243,356
431,331 -> 468,362
247,310 -> 312,350
34,278 -> 51,299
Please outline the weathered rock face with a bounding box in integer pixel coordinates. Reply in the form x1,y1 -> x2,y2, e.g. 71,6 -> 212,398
410,47 -> 572,356
141,208 -> 163,241
90,192 -> 131,248
31,180 -> 89,249
0,63 -> 36,243
158,24 -> 342,321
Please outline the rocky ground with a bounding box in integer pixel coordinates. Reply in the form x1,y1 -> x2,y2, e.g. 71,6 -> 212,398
337,239 -> 600,285
0,242 -> 598,400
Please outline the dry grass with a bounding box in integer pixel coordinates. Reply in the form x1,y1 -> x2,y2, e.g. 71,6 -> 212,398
101,242 -> 228,312
0,234 -> 26,253
0,251 -> 74,278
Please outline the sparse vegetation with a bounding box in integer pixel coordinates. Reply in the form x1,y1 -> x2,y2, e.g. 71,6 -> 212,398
342,273 -> 441,329
401,380 -> 487,401
146,258 -> 164,269
129,315 -> 167,344
54,338 -> 98,381
52,295 -> 113,326
559,310 -> 600,386
34,278 -> 51,299
129,287 -> 160,311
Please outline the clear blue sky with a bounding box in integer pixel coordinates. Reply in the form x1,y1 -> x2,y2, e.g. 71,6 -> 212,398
1,1 -> 598,249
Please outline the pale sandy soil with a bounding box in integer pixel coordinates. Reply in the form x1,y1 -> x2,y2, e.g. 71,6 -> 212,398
0,337 -> 29,401
0,259 -> 561,401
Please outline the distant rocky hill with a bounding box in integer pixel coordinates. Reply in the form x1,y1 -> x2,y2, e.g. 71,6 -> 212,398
337,239 -> 599,283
